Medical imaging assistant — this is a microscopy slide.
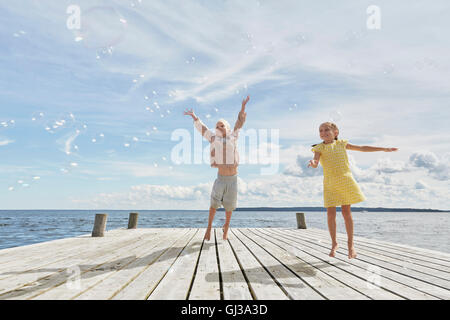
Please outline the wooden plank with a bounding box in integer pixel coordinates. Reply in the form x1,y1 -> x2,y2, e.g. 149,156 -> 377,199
226,229 -> 288,300
307,227 -> 450,264
32,229 -> 184,300
250,229 -> 402,300
0,229 -> 176,300
303,228 -> 450,271
0,229 -> 151,279
0,229 -> 154,297
233,229 -> 326,300
215,228 -> 253,300
261,228 -> 439,300
112,229 -> 201,300
73,229 -> 195,300
148,229 -> 205,300
290,229 -> 450,282
268,228 -> 449,300
188,229 -> 221,300
283,229 -> 450,290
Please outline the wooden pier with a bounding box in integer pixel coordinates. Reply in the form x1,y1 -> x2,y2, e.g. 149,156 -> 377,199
0,227 -> 449,300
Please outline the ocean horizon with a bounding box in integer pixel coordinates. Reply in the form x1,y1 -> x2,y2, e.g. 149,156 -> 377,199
0,209 -> 449,253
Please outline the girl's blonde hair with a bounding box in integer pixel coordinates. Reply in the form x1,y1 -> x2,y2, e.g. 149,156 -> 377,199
312,122 -> 339,146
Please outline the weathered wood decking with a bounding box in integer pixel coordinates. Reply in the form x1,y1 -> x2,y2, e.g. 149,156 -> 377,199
0,228 -> 449,300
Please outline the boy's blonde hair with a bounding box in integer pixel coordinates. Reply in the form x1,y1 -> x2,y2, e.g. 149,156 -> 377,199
216,118 -> 231,133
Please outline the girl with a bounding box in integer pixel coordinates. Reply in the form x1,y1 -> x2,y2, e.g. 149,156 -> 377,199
184,96 -> 249,241
308,122 -> 398,259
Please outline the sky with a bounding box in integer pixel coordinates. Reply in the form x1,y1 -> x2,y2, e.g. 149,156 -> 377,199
0,0 -> 449,210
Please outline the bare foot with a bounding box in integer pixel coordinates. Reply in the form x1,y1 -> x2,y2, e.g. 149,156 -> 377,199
348,247 -> 357,259
329,243 -> 339,257
222,225 -> 229,240
204,228 -> 211,241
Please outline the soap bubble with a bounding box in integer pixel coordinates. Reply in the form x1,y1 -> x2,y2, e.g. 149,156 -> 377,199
31,111 -> 45,123
0,119 -> 15,131
42,112 -> 77,134
60,161 -> 79,174
74,123 -> 88,135
123,136 -> 139,149
382,63 -> 395,75
73,6 -> 127,49
96,46 -> 114,59
295,33 -> 307,45
91,133 -> 105,144
414,58 -> 437,71
9,174 -> 42,191
329,110 -> 343,122
288,103 -> 298,111
130,0 -> 142,8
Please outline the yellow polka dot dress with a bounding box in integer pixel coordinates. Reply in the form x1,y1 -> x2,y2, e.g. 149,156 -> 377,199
312,139 -> 365,208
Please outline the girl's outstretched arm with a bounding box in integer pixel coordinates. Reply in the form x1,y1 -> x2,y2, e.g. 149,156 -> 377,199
308,152 -> 321,168
346,143 -> 398,152
184,108 -> 213,142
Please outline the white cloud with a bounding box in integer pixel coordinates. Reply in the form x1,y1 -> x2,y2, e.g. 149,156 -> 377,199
414,180 -> 428,190
409,151 -> 450,181
0,139 -> 14,146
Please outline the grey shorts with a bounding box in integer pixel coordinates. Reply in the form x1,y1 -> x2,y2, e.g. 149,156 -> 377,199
210,174 -> 238,211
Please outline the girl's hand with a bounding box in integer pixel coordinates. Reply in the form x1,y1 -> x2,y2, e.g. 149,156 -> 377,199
241,96 -> 250,111
308,159 -> 319,168
183,108 -> 197,120
384,148 -> 399,152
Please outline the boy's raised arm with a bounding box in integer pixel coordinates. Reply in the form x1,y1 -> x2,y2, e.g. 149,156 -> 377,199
184,108 -> 213,142
233,96 -> 249,132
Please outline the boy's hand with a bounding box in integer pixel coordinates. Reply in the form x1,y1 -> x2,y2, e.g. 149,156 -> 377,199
183,108 -> 197,120
384,148 -> 399,152
241,96 -> 250,111
308,160 -> 318,168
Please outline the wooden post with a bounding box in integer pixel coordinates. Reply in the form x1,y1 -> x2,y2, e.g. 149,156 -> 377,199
128,212 -> 139,229
92,213 -> 108,237
296,212 -> 307,229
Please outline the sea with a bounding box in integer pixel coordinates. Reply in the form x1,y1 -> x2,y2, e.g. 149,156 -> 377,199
0,210 -> 449,253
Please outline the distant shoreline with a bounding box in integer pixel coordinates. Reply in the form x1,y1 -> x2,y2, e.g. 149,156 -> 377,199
0,207 -> 448,212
